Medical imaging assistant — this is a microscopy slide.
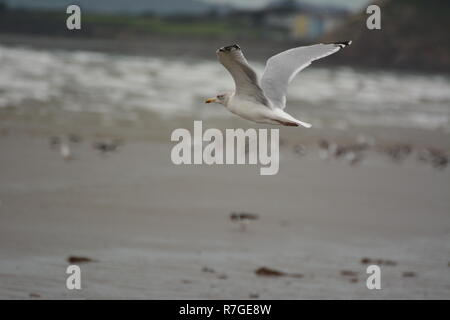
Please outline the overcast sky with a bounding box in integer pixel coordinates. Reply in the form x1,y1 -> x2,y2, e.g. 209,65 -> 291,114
201,0 -> 370,11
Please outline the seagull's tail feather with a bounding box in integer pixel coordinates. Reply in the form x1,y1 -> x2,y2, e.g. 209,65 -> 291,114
296,119 -> 312,128
277,119 -> 312,128
273,109 -> 312,128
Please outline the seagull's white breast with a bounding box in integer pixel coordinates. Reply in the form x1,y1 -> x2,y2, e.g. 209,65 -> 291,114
226,96 -> 273,123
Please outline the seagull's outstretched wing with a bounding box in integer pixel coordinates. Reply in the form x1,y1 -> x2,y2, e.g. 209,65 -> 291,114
261,41 -> 352,109
217,44 -> 269,106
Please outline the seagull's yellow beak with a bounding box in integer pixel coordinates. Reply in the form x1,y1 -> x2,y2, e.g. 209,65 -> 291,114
205,98 -> 217,104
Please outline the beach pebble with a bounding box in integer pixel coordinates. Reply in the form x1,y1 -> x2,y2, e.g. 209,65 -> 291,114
201,266 -> 215,274
402,271 -> 417,278
67,256 -> 96,264
340,270 -> 358,277
360,257 -> 397,266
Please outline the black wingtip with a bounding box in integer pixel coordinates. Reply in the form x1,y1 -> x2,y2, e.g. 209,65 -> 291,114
218,44 -> 241,52
334,40 -> 352,48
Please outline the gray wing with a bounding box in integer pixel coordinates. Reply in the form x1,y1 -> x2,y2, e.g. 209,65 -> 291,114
261,41 -> 351,109
216,44 -> 270,106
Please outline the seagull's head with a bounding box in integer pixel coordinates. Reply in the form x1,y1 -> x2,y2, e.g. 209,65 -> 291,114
205,92 -> 232,107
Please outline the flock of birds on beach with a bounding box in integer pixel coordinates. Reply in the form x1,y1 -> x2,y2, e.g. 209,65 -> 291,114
48,132 -> 449,171
45,131 -> 448,235
48,131 -> 448,172
49,134 -> 123,160
285,135 -> 449,170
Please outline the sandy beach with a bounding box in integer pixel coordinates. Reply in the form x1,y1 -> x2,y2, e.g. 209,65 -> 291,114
0,121 -> 449,299
1,30 -> 450,300
1,0 -> 450,302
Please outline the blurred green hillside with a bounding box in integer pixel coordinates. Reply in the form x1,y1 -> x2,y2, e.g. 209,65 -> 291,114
0,7 -> 260,39
1,0 -> 449,72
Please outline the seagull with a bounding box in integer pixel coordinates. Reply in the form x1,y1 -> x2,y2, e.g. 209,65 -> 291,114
230,211 -> 259,231
60,142 -> 72,161
205,41 -> 352,127
93,140 -> 121,154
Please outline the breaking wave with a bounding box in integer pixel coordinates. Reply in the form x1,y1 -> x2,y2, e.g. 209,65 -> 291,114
1,44 -> 449,130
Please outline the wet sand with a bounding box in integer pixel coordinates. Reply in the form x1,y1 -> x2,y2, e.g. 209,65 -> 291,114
0,126 -> 449,299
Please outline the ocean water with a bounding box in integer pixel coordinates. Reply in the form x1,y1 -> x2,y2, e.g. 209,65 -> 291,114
1,44 -> 449,131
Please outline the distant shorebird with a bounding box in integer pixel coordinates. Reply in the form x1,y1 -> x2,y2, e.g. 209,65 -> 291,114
318,139 -> 368,165
382,144 -> 412,162
60,143 -> 72,161
93,140 -> 121,154
230,212 -> 259,231
417,147 -> 448,169
293,144 -> 307,156
205,41 -> 351,127
49,136 -> 61,149
68,133 -> 82,143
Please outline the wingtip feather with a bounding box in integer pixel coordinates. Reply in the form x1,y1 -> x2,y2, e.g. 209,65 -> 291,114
334,40 -> 352,48
217,44 -> 241,53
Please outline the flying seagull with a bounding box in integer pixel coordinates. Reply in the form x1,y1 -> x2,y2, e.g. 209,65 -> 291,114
205,41 -> 352,127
